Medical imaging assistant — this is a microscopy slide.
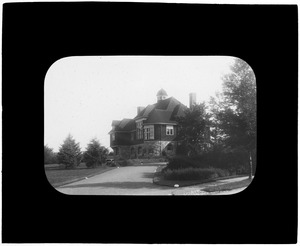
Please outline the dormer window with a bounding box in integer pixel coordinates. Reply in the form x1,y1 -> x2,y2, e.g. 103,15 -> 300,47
166,125 -> 174,135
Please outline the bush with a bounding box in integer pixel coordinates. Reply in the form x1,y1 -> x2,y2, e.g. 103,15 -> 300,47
166,147 -> 253,176
166,156 -> 197,170
214,168 -> 230,177
44,145 -> 58,164
162,167 -> 229,181
117,158 -> 128,167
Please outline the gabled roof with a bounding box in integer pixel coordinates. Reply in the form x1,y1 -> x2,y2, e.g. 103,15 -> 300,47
112,120 -> 121,126
119,118 -> 132,129
134,104 -> 155,120
111,95 -> 187,134
109,118 -> 135,134
146,109 -> 173,123
135,97 -> 187,124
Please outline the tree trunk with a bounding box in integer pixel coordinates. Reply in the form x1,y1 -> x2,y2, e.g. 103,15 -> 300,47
249,151 -> 253,179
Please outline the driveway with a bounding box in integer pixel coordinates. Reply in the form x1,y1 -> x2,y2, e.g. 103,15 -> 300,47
56,165 -> 248,195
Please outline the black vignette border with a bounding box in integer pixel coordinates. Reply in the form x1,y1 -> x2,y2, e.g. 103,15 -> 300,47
2,2 -> 298,243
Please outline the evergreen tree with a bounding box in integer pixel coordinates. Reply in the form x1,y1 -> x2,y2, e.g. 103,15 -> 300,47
83,138 -> 109,168
57,134 -> 82,169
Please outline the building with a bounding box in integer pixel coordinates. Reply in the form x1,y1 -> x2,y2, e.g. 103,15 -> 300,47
109,89 -> 196,160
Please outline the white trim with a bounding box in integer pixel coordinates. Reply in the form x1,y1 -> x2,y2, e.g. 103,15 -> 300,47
135,118 -> 147,123
143,122 -> 177,125
166,125 -> 174,135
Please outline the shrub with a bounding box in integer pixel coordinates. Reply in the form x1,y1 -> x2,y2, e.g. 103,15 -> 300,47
162,167 -> 230,181
167,148 -> 252,174
166,156 -> 196,170
117,158 -> 128,167
44,145 -> 58,164
236,165 -> 248,174
214,168 -> 230,177
181,149 -> 250,173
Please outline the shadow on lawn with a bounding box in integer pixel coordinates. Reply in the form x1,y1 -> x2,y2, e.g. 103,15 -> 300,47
60,181 -> 173,190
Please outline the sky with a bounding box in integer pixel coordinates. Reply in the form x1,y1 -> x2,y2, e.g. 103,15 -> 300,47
44,56 -> 236,152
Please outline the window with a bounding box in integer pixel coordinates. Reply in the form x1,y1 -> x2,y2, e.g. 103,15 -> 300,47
144,125 -> 154,140
136,121 -> 143,139
112,133 -> 115,141
166,125 -> 174,135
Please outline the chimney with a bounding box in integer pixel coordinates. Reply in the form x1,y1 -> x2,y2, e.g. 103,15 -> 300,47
189,93 -> 196,109
137,106 -> 145,115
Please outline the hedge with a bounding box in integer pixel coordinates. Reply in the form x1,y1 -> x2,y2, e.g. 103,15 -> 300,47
162,167 -> 231,181
166,151 -> 253,175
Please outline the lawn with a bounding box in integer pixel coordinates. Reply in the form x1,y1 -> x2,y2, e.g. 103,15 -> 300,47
45,163 -> 115,187
202,178 -> 252,192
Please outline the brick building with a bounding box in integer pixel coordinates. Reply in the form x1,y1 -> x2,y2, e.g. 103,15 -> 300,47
109,89 -> 196,160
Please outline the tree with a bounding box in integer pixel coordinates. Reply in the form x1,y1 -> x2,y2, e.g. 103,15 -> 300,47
176,103 -> 211,157
211,58 -> 256,178
222,58 -> 256,140
44,145 -> 57,164
208,93 -> 228,149
57,134 -> 82,169
83,138 -> 109,168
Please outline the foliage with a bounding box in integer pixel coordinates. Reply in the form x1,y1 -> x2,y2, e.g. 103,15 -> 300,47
166,150 -> 252,175
162,167 -> 230,181
83,138 -> 109,168
116,158 -> 128,167
57,134 -> 82,169
215,58 -> 256,151
176,103 -> 211,156
166,155 -> 198,170
208,58 -> 257,177
44,145 -> 57,164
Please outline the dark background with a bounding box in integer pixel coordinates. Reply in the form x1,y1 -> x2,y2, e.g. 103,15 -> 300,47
2,2 -> 298,243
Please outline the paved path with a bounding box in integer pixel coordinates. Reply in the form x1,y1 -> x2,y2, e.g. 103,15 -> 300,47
56,166 -> 249,195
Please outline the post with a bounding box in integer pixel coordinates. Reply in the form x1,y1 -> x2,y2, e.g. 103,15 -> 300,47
249,151 -> 253,180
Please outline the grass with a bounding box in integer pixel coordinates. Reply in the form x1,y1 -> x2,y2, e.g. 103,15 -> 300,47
202,178 -> 252,192
44,163 -> 115,187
